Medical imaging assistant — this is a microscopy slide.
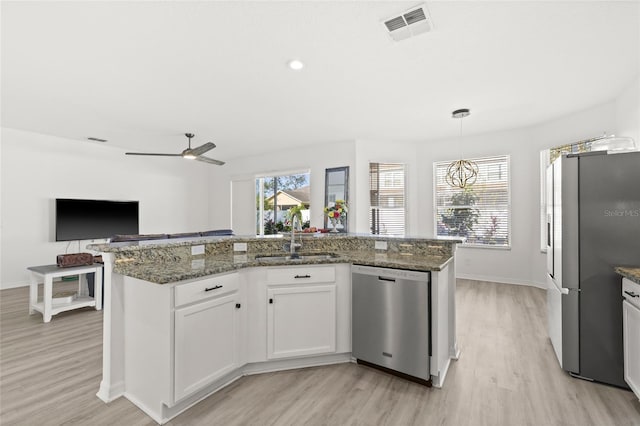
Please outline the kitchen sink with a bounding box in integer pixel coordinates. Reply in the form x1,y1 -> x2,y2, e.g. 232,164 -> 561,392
254,253 -> 341,262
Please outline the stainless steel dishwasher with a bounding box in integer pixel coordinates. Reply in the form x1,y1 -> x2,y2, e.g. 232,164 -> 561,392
352,265 -> 431,385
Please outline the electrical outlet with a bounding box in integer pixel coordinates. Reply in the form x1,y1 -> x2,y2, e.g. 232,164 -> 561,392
191,245 -> 205,256
234,242 -> 248,252
375,241 -> 388,250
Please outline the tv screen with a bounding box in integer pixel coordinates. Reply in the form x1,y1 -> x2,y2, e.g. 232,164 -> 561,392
55,198 -> 139,241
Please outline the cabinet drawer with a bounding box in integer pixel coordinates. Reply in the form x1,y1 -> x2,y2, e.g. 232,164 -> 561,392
623,278 -> 640,303
266,265 -> 335,285
175,273 -> 239,307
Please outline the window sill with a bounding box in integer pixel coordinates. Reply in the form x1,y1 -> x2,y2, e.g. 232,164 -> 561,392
458,243 -> 511,250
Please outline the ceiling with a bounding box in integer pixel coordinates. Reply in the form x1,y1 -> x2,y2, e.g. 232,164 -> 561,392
2,1 -> 639,162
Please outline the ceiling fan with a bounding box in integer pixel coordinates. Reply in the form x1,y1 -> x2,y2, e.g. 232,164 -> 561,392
125,133 -> 225,165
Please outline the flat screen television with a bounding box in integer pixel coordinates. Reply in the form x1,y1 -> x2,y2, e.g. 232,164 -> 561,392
55,198 -> 139,241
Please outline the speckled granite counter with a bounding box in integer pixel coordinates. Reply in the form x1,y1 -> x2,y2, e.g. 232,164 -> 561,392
615,266 -> 640,285
89,234 -> 459,284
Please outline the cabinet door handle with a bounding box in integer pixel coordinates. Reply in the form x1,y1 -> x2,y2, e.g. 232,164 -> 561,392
624,290 -> 639,298
294,274 -> 311,279
235,303 -> 241,309
205,285 -> 223,292
269,298 -> 273,304
378,276 -> 396,282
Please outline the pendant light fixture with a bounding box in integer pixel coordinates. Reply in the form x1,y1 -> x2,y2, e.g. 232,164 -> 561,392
446,108 -> 478,189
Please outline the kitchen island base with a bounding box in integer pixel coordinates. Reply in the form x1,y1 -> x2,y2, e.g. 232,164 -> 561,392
123,354 -> 353,425
93,235 -> 459,424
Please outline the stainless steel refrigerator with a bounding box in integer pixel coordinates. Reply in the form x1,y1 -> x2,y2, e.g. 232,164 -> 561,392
546,150 -> 640,388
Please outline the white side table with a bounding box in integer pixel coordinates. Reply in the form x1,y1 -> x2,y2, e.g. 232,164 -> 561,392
28,263 -> 103,323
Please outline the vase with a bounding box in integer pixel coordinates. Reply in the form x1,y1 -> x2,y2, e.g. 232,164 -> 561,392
329,218 -> 339,233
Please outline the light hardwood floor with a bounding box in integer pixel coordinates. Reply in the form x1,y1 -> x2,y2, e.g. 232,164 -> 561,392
1,279 -> 639,425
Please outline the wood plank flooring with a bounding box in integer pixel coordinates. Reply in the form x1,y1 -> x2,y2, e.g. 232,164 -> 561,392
1,279 -> 639,425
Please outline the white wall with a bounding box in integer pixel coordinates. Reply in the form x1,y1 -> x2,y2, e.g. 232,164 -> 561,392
615,74 -> 640,147
4,75 -> 636,290
210,84 -> 636,289
417,101 -> 619,288
0,128 -> 212,289
208,140 -> 356,233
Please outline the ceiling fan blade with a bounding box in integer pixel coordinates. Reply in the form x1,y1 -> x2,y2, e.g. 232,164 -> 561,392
189,142 -> 216,156
195,155 -> 225,166
125,152 -> 183,157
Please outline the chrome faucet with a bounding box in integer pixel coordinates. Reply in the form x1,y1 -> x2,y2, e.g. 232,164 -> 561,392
288,215 -> 302,257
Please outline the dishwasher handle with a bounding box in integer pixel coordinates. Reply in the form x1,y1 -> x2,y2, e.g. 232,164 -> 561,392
378,276 -> 396,283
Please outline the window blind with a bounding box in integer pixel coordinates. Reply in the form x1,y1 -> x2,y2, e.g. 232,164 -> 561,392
369,162 -> 406,235
434,155 -> 510,247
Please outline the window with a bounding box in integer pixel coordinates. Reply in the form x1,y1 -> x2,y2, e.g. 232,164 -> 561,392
434,155 -> 510,247
369,163 -> 406,235
256,171 -> 310,235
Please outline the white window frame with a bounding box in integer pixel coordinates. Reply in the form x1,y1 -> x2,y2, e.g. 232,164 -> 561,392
255,169 -> 310,236
433,155 -> 511,249
369,162 -> 407,236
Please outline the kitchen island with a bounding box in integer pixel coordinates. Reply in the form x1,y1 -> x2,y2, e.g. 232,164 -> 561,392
90,234 -> 460,424
615,266 -> 640,285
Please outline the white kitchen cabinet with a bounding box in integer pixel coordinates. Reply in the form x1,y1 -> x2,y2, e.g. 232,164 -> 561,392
623,278 -> 640,400
115,264 -> 350,423
174,292 -> 240,401
264,265 -> 340,360
245,263 -> 350,364
267,283 -> 336,359
120,271 -> 244,422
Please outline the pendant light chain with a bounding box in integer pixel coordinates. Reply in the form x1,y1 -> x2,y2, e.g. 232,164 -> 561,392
446,109 -> 478,189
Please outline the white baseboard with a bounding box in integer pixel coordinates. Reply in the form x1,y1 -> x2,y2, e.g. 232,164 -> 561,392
1,281 -> 29,290
96,380 -> 125,403
2,277 -> 84,291
243,353 -> 351,376
456,273 -> 546,290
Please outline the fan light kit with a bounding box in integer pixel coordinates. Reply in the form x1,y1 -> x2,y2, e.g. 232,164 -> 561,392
125,133 -> 225,166
446,109 -> 478,189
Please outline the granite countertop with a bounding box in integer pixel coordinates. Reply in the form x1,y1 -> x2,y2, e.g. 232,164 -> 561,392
114,251 -> 454,284
89,233 -> 462,254
615,266 -> 640,285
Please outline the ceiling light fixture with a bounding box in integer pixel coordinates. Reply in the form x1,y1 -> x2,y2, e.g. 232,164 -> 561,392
446,108 -> 478,189
288,59 -> 304,71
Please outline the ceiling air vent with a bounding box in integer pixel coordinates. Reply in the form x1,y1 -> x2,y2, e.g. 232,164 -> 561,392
383,4 -> 433,42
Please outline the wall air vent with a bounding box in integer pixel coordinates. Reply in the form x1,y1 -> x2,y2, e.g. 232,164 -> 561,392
383,4 -> 433,42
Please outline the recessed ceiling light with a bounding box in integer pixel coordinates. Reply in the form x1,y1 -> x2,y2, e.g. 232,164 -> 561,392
288,59 -> 304,71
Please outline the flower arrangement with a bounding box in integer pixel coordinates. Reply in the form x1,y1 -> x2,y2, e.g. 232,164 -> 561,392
324,199 -> 348,226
